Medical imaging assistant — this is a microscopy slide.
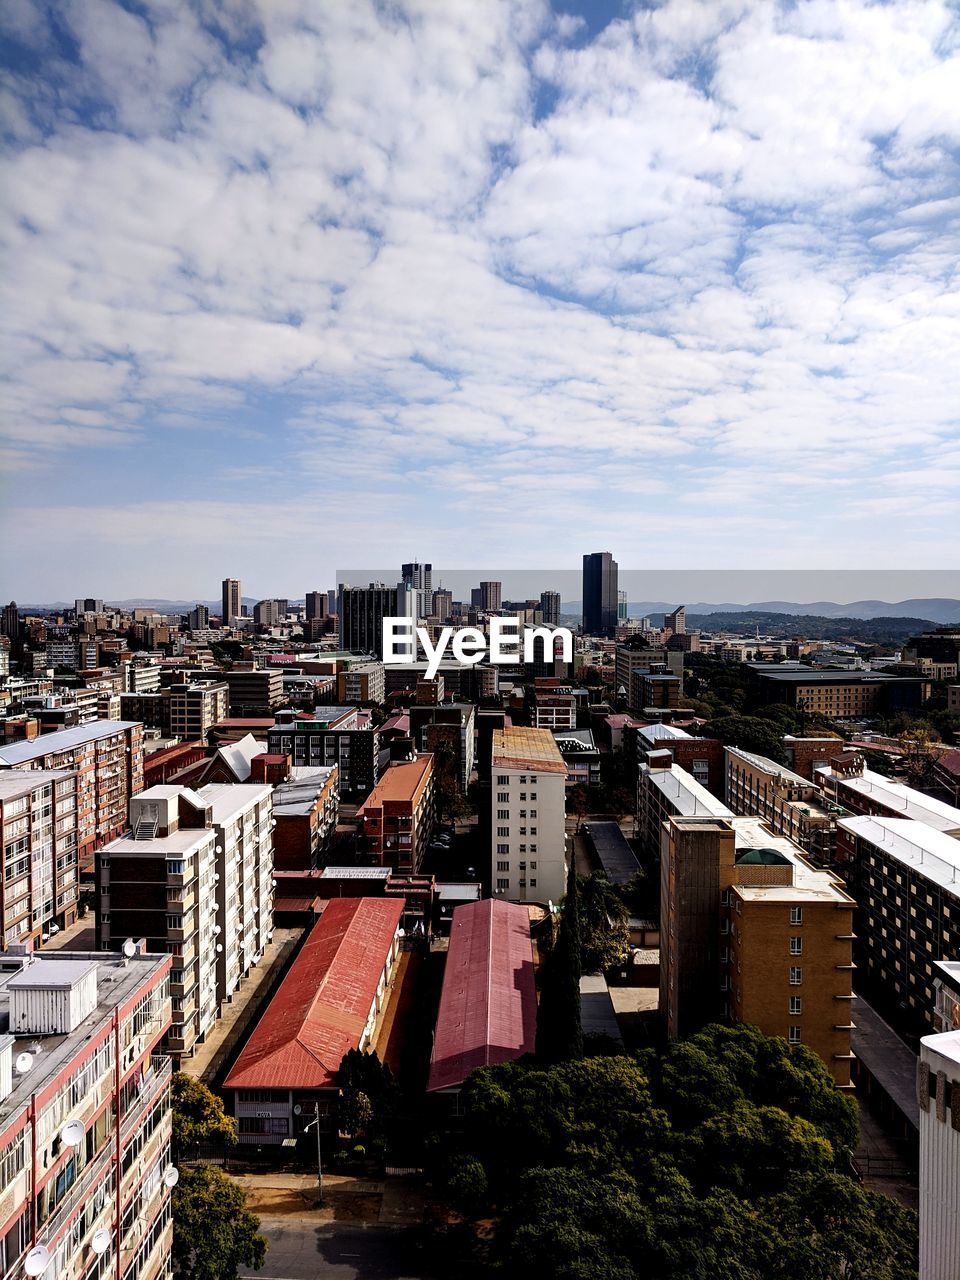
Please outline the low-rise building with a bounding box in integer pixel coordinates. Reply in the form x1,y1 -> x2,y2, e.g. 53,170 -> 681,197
336,662 -> 386,705
223,897 -> 404,1141
428,899 -> 536,1098
0,770 -> 78,946
532,691 -> 577,731
357,753 -> 435,872
0,947 -> 173,1280
272,766 -> 339,870
491,727 -> 568,903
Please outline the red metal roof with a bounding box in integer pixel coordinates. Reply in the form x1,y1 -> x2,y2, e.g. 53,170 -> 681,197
427,899 -> 536,1093
224,897 -> 403,1091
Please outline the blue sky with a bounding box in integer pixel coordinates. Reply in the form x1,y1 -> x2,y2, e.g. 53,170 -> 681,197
1,0 -> 959,600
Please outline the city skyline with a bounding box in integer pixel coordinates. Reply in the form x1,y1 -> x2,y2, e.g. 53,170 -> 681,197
2,0 -> 960,594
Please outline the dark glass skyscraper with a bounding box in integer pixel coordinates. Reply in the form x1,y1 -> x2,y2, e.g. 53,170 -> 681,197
582,552 -> 618,638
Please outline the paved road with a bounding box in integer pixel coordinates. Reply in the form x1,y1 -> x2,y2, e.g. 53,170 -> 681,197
242,1220 -> 428,1280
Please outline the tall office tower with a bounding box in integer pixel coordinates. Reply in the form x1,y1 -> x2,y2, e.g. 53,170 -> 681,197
665,604 -> 686,634
618,590 -> 628,623
187,603 -> 209,630
479,581 -> 502,612
540,590 -> 561,626
221,577 -> 241,624
432,588 -> 453,621
253,599 -> 282,627
74,597 -> 104,616
339,583 -> 415,657
471,587 -> 482,607
402,562 -> 433,619
305,590 -> 327,621
1,601 -> 19,639
582,551 -> 618,638
0,948 -> 174,1280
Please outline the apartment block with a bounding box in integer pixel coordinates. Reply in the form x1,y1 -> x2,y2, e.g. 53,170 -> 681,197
660,815 -> 855,1085
0,771 -> 78,948
271,766 -> 339,870
783,736 -> 849,780
408,703 -> 476,792
491,727 -> 568,903
532,691 -> 577,731
168,681 -> 229,742
615,644 -> 684,691
637,757 -> 732,859
820,762 -> 960,836
268,710 -> 380,796
224,668 -> 285,715
725,745 -> 837,863
0,947 -> 173,1280
357,753 -> 435,873
918,1030 -> 960,1280
98,788 -> 218,1061
0,720 -> 144,874
629,671 -> 681,712
836,815 -> 960,1043
336,662 -> 386,705
196,782 -> 274,1009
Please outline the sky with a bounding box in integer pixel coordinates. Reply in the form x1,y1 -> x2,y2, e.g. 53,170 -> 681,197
1,0 -> 959,601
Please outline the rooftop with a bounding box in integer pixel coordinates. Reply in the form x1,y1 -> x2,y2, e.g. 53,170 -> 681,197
748,667 -> 916,684
0,719 -> 140,764
826,768 -> 960,833
0,949 -> 170,1132
636,723 -> 692,744
356,754 -> 433,812
492,727 -> 567,775
197,781 -> 273,823
224,897 -> 403,1091
837,815 -> 960,894
583,821 -> 640,887
0,768 -> 73,801
644,764 -> 733,819
427,899 -> 536,1092
725,744 -> 811,789
104,824 -> 215,856
730,816 -> 853,903
921,1029 -> 960,1074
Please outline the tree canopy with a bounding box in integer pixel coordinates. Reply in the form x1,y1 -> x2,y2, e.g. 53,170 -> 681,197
430,1024 -> 915,1280
171,1073 -> 237,1152
172,1163 -> 267,1280
572,873 -> 630,973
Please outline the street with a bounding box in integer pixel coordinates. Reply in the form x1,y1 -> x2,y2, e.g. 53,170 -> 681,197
241,1220 -> 427,1280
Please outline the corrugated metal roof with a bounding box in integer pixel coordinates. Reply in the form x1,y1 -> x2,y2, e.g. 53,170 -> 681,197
0,720 -> 139,764
224,897 -> 403,1091
427,899 -> 536,1092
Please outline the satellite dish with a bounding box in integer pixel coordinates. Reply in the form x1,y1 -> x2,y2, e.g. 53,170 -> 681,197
60,1119 -> 85,1147
163,1166 -> 179,1188
213,925 -> 221,935
293,1104 -> 303,1116
41,933 -> 49,942
215,944 -> 223,954
15,1052 -> 33,1075
24,1245 -> 50,1276
91,1229 -> 111,1255
122,939 -> 137,959
215,845 -> 223,855
213,873 -> 220,883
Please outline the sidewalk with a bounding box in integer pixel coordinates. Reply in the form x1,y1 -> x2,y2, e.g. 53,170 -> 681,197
232,1171 -> 425,1226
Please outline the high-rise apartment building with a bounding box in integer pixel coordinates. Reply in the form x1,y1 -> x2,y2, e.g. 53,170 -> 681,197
252,599 -> 283,627
581,552 -> 618,638
0,947 -> 173,1280
479,581 -> 502,612
664,604 -> 685,634
540,590 -> 561,626
0,770 -> 79,945
918,1030 -> 960,1280
1,602 -> 20,640
187,604 -> 209,630
491,727 -> 568,903
402,562 -> 433,619
431,589 -> 453,622
0,721 -> 144,874
357,754 -> 435,873
660,815 -> 855,1085
74,597 -> 104,616
638,757 -> 732,859
168,681 -> 229,741
221,577 -> 241,625
338,583 -> 415,656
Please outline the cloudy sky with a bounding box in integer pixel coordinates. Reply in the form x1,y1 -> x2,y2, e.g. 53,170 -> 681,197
1,0 -> 959,601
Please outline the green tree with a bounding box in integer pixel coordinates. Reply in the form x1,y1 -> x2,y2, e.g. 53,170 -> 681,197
172,1163 -> 267,1279
536,860 -> 583,1064
337,1048 -> 399,1142
573,874 -> 629,972
171,1074 -> 237,1153
698,714 -> 789,763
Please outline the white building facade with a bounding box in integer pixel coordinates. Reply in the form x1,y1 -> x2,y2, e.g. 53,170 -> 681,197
491,727 -> 568,904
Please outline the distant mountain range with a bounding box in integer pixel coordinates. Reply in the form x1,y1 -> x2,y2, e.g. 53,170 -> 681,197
560,599 -> 960,625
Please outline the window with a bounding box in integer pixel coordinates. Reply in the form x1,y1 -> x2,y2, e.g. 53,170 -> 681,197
497,810 -> 510,820
497,793 -> 509,803
789,996 -> 802,1015
496,843 -> 509,854
496,878 -> 509,891
497,861 -> 509,872
789,967 -> 802,985
529,879 -> 536,887
789,936 -> 802,955
788,1026 -> 802,1045
497,775 -> 509,785
530,861 -> 537,869
790,906 -> 803,925
497,826 -> 509,837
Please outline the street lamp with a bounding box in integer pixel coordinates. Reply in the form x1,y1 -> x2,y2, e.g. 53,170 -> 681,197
294,1104 -> 324,1206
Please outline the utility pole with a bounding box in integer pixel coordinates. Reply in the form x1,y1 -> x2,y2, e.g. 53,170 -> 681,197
296,1103 -> 324,1206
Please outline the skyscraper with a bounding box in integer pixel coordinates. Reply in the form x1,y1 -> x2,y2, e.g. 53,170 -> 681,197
221,576 -> 241,624
540,590 -> 561,626
0,601 -> 19,640
479,580 -> 502,611
582,552 -> 618,638
618,590 -> 628,623
339,582 -> 415,656
402,561 -> 432,618
305,590 -> 327,621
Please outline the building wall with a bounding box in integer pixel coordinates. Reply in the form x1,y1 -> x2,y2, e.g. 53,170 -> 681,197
491,766 -> 567,903
0,770 -> 78,946
918,1034 -> 960,1280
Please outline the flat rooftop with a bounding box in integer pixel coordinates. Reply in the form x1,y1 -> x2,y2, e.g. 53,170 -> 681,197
730,817 -> 853,903
922,1029 -> 960,1073
636,723 -> 691,744
0,719 -> 140,764
492,727 -> 567,774
828,768 -> 960,833
583,821 -> 640,886
726,744 -> 811,789
852,996 -> 919,1131
644,764 -> 733,819
197,781 -> 273,823
749,667 -> 917,684
0,768 -> 73,800
0,949 -> 170,1132
838,815 -> 960,894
